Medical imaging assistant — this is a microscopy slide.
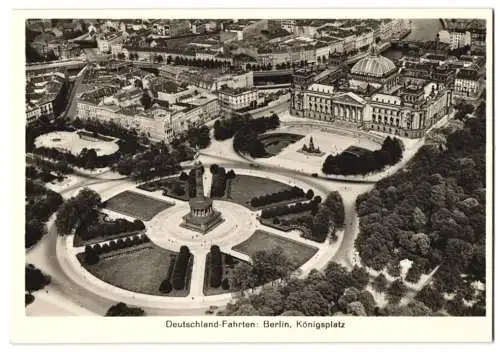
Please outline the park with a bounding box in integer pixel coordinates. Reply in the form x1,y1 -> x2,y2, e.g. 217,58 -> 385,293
25,99 -> 486,318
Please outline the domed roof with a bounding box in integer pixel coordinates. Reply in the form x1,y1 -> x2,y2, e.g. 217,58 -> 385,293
351,54 -> 396,78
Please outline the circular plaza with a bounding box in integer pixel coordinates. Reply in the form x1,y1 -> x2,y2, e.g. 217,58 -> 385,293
55,166 -> 342,310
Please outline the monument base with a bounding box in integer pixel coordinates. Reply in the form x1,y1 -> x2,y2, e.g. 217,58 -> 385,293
180,211 -> 224,234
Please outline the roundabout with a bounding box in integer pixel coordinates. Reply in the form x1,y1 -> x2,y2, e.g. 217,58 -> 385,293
53,163 -> 344,312
147,200 -> 258,253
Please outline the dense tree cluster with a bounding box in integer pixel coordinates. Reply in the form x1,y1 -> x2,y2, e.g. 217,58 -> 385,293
230,247 -> 297,292
34,146 -> 121,170
454,101 -> 476,121
233,114 -> 281,158
266,191 -> 344,243
55,188 -> 102,235
25,264 -> 51,293
209,246 -> 223,288
185,125 -> 211,149
250,186 -> 305,208
25,179 -> 63,248
355,101 -> 486,315
322,137 -> 403,175
214,114 -> 250,141
27,157 -> 72,179
77,216 -> 145,242
167,55 -> 230,70
105,302 -> 145,316
222,263 -> 380,316
214,113 -> 280,158
260,199 -> 321,219
172,246 -> 192,290
210,164 -> 227,198
83,235 -> 151,265
114,142 -> 184,181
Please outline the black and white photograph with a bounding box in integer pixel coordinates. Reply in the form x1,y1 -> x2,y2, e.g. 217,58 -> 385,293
13,7 -> 493,343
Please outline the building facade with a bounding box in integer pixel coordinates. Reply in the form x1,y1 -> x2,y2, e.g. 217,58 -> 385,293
218,87 -> 259,111
454,67 -> 481,98
290,48 -> 453,138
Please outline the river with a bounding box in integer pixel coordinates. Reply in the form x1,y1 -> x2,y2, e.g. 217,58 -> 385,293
381,18 -> 444,61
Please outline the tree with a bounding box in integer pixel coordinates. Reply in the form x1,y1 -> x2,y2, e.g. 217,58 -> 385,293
250,287 -> 284,315
337,286 -> 361,312
25,293 -> 35,306
84,248 -> 100,265
386,260 -> 401,278
387,279 -> 407,304
405,263 -> 424,283
210,164 -> 219,174
105,302 -> 145,316
306,189 -> 314,199
324,191 -> 345,227
25,264 -> 51,293
159,279 -> 172,293
414,284 -> 443,311
350,266 -> 370,290
373,273 -> 389,293
225,170 -> 236,198
25,218 -> 47,248
55,188 -> 101,235
324,262 -> 352,301
210,245 -> 223,288
311,206 -> 332,242
347,301 -> 367,316
284,289 -> 330,316
230,263 -> 256,291
357,290 -> 376,315
172,246 -> 191,290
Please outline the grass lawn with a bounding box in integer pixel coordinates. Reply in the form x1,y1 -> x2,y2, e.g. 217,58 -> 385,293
220,175 -> 294,209
77,244 -> 192,297
232,230 -> 318,269
103,191 -> 174,221
203,252 -> 249,296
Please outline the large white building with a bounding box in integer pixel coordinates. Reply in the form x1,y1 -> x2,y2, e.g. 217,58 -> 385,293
76,84 -> 219,141
217,86 -> 259,111
454,66 -> 481,98
290,48 -> 453,138
439,30 -> 472,50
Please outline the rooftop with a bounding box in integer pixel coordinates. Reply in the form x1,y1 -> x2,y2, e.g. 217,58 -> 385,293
218,85 -> 256,95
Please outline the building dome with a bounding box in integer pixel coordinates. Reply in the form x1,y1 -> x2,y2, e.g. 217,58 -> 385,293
351,54 -> 397,78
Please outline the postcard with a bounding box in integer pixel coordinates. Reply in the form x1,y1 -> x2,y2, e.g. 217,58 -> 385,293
12,7 -> 493,343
